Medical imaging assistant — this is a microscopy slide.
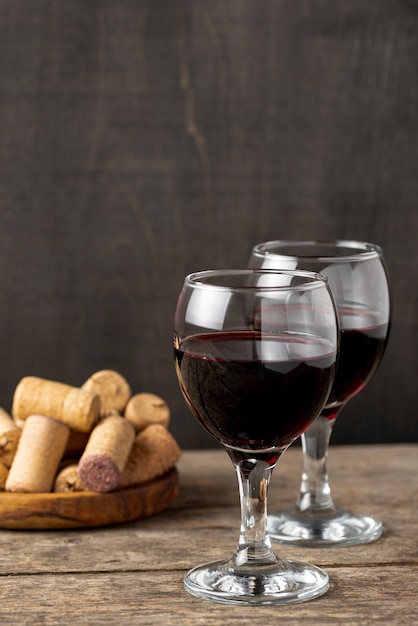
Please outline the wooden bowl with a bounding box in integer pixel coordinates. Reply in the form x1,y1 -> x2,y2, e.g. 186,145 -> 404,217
0,468 -> 179,529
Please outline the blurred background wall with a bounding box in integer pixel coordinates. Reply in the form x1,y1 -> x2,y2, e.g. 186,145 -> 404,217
0,0 -> 416,449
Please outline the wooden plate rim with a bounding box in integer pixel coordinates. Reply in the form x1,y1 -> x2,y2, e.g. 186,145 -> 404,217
0,467 -> 179,530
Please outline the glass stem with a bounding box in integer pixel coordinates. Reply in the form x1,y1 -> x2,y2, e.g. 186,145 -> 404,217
296,415 -> 337,512
232,456 -> 279,566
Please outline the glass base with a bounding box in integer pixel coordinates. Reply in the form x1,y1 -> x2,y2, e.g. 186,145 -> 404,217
268,505 -> 383,547
184,557 -> 329,605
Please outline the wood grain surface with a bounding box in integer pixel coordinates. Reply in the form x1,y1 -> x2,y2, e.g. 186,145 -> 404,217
0,468 -> 178,529
0,1 -> 416,450
0,446 -> 415,625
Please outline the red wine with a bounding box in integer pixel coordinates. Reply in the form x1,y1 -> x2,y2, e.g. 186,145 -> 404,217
174,331 -> 336,458
323,312 -> 389,419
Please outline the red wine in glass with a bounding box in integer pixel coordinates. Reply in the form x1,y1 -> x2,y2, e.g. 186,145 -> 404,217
323,310 -> 389,419
175,330 -> 335,463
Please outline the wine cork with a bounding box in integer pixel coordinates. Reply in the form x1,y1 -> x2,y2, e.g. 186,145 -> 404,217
82,370 -> 132,416
54,464 -> 86,493
0,463 -> 8,490
6,414 -> 70,493
0,406 -> 21,468
78,415 -> 135,492
125,393 -> 170,433
119,424 -> 181,488
12,376 -> 101,433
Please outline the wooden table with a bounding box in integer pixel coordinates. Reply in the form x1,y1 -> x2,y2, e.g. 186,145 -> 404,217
0,444 -> 416,625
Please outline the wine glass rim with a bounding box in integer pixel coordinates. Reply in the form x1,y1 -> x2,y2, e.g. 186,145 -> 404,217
185,268 -> 329,291
251,239 -> 382,262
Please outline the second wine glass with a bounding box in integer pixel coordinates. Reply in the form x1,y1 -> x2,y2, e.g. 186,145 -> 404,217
249,240 -> 391,547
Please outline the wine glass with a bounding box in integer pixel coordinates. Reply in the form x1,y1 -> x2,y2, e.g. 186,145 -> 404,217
174,269 -> 338,605
249,240 -> 391,546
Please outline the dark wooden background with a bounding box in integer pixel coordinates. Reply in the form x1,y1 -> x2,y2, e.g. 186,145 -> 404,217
0,0 -> 416,449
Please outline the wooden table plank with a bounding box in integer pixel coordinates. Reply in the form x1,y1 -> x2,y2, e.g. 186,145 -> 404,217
0,445 -> 415,574
0,445 -> 415,624
0,567 -> 415,625
0,504 -> 415,575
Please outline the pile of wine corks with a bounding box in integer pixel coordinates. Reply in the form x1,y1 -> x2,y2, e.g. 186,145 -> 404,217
0,370 -> 181,494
